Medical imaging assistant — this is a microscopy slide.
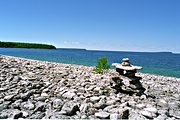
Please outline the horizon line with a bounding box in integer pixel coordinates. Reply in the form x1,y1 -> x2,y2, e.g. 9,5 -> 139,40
57,48 -> 178,54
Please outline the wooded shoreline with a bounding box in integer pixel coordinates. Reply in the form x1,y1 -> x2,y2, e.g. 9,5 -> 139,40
0,41 -> 56,49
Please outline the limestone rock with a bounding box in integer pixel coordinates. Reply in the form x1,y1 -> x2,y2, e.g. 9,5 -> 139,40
95,111 -> 110,119
90,96 -> 100,103
140,110 -> 155,119
61,101 -> 79,116
169,109 -> 180,119
0,101 -> 11,111
21,101 -> 35,110
129,111 -> 148,120
157,99 -> 168,107
27,112 -> 45,119
110,113 -> 120,120
62,91 -> 76,99
136,103 -> 146,109
144,107 -> 157,114
53,99 -> 64,110
41,93 -> 49,98
4,95 -> 14,101
1,55 -> 180,120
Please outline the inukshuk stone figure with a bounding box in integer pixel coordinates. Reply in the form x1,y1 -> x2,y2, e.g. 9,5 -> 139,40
111,58 -> 145,96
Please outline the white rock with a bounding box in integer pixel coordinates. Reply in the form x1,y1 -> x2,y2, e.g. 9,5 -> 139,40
0,88 -> 6,91
4,95 -> 14,101
42,88 -> 49,93
136,104 -> 146,109
90,96 -> 100,102
129,111 -> 147,120
22,101 -> 35,110
86,86 -> 95,91
61,101 -> 79,116
140,95 -> 147,100
110,113 -> 120,120
140,110 -> 153,119
41,93 -> 49,98
80,103 -> 89,113
81,115 -> 87,119
94,87 -> 101,92
95,111 -> 110,119
53,99 -> 64,109
106,99 -> 117,105
119,102 -> 128,107
155,115 -> 168,120
157,99 -> 168,107
22,111 -> 29,117
62,91 -> 76,99
144,107 -> 157,114
128,101 -> 136,107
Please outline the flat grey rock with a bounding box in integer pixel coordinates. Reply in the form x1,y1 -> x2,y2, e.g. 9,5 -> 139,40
61,101 -> 79,116
27,112 -> 45,119
62,91 -> 76,99
52,98 -> 64,110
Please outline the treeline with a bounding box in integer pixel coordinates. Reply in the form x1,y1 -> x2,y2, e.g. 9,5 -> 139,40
0,41 -> 56,49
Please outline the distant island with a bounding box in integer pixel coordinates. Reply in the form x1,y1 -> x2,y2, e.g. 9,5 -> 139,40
0,41 -> 56,49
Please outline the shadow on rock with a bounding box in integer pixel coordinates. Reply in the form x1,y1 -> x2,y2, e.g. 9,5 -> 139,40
111,76 -> 145,96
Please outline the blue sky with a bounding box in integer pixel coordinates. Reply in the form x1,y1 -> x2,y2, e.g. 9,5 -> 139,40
0,0 -> 179,52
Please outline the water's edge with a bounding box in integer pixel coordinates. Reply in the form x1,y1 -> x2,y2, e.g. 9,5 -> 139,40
1,54 -> 180,79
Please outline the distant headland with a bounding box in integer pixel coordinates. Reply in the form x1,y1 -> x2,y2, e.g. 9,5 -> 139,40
57,48 -> 87,51
0,41 -> 56,49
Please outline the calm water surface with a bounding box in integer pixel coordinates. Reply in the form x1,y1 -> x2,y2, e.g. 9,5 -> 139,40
0,48 -> 180,78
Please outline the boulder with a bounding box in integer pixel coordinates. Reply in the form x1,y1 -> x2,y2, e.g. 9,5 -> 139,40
27,112 -> 45,119
52,99 -> 64,110
4,95 -> 14,101
90,96 -> 100,103
0,101 -> 11,111
21,101 -> 35,110
62,91 -> 76,99
110,113 -> 120,120
140,110 -> 156,119
144,107 -> 158,114
61,101 -> 79,116
129,111 -> 148,120
95,111 -> 110,119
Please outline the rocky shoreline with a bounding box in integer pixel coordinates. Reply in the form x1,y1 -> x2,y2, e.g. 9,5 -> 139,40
0,55 -> 180,119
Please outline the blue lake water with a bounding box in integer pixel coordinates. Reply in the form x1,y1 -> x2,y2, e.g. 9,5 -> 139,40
0,48 -> 180,78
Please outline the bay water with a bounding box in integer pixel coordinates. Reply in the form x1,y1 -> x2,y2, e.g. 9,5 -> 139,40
0,48 -> 180,78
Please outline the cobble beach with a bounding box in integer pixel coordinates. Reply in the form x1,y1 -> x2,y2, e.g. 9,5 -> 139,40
0,55 -> 180,119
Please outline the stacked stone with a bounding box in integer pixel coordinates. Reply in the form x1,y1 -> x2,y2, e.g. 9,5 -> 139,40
112,58 -> 145,95
113,58 -> 142,77
121,58 -> 131,66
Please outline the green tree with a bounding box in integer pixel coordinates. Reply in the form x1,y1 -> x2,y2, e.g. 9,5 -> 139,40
93,56 -> 110,74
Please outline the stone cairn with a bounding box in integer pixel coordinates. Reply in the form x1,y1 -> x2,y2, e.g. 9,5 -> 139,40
111,58 -> 145,96
112,58 -> 143,77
